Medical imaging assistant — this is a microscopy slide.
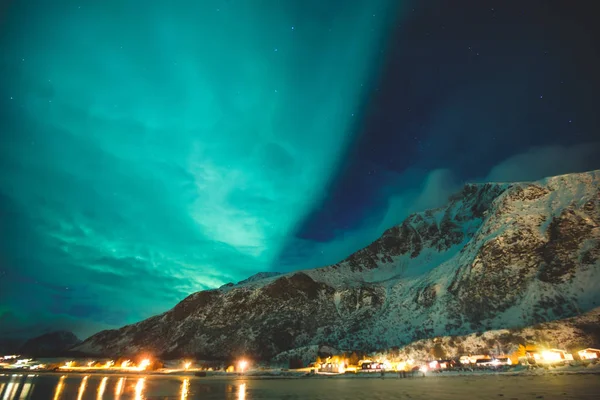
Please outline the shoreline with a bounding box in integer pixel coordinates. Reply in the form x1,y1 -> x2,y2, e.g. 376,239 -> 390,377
3,366 -> 600,380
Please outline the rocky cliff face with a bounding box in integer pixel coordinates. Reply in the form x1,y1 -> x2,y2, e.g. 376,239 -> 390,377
74,170 -> 600,360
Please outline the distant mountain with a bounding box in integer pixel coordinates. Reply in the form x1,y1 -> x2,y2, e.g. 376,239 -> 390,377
19,331 -> 81,357
74,170 -> 600,361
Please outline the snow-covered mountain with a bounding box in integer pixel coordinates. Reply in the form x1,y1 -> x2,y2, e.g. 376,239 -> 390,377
74,170 -> 600,360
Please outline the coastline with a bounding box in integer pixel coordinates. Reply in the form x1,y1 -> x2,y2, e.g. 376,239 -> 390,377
5,365 -> 599,380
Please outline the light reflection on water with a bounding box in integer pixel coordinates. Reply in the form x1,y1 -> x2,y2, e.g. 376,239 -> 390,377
0,374 -> 235,400
180,378 -> 189,400
97,377 -> 107,400
52,376 -> 65,400
1,374 -> 36,400
134,378 -> 144,400
114,377 -> 124,398
238,382 -> 246,400
2,372 -> 599,400
76,376 -> 88,400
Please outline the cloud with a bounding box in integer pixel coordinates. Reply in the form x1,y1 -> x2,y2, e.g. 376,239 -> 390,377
277,143 -> 600,272
485,142 -> 600,183
276,168 -> 462,270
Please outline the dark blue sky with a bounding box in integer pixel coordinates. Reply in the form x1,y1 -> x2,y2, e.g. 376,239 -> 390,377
1,0 -> 599,339
276,0 -> 600,270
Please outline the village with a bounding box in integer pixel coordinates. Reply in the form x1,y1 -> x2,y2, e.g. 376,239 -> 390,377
1,346 -> 599,377
313,346 -> 600,376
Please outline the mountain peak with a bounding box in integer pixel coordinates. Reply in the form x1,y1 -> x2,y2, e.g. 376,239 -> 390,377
237,272 -> 282,286
19,330 -> 81,357
73,170 -> 600,360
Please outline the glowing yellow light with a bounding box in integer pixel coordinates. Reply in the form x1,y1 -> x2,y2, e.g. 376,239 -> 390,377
238,360 -> 248,373
541,351 -> 561,362
5,381 -> 17,400
105,360 -> 114,368
121,360 -> 130,368
77,376 -> 88,400
97,377 -> 108,400
53,376 -> 65,400
115,377 -> 125,398
88,361 -> 95,367
64,361 -> 74,368
139,359 -> 151,370
20,380 -> 32,399
184,361 -> 192,370
238,383 -> 246,400
580,351 -> 598,360
180,378 -> 189,400
134,378 -> 145,400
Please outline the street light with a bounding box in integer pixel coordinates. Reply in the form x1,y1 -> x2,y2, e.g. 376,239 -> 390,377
238,360 -> 248,373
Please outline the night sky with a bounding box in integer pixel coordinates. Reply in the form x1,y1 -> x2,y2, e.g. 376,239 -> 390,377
1,0 -> 599,340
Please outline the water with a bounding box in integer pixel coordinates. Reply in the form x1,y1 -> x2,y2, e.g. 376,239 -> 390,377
1,372 -> 599,399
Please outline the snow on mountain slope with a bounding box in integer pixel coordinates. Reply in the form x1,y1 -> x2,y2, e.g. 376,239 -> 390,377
389,306 -> 600,362
73,170 -> 600,360
237,272 -> 282,286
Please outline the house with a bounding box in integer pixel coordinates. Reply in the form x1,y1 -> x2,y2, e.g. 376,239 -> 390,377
360,362 -> 384,371
528,349 -> 573,364
547,349 -> 574,361
459,355 -> 490,365
578,348 -> 600,360
429,360 -> 456,370
318,362 -> 345,373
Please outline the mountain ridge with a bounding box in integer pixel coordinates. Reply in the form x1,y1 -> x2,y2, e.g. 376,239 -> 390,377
19,330 -> 81,357
73,170 -> 600,360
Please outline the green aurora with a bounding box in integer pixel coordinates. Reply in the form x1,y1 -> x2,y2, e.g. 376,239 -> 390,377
0,1 -> 401,337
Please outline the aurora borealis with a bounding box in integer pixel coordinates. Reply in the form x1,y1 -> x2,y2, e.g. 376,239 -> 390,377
1,1 -> 600,340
